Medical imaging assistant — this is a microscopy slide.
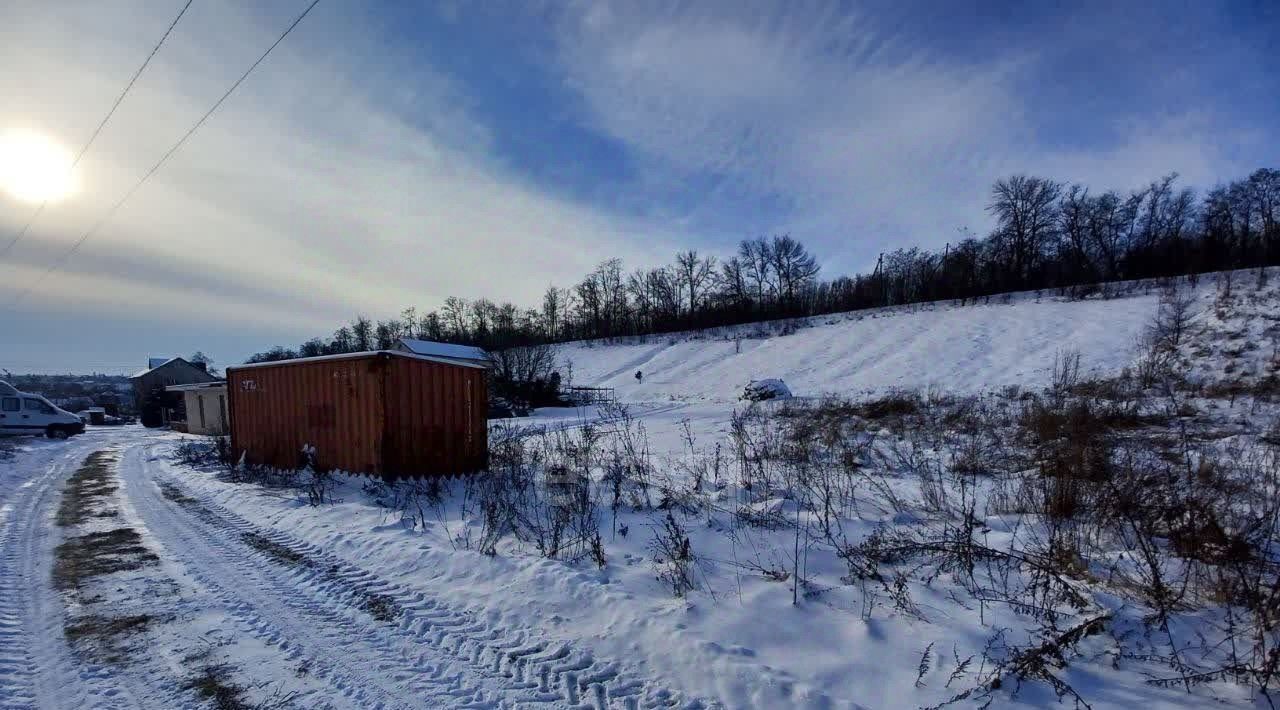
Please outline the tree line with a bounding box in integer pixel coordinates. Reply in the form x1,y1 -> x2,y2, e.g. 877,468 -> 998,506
247,167 -> 1279,363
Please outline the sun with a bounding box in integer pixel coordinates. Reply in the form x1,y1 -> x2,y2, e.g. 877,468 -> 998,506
0,130 -> 77,204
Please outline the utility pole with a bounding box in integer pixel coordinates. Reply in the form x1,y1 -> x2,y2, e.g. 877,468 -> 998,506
873,252 -> 886,307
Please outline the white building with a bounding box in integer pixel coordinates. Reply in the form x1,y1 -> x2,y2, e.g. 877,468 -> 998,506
166,382 -> 228,436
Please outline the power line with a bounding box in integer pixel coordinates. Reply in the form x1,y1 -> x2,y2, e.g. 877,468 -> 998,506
0,0 -> 195,261
4,0 -> 322,311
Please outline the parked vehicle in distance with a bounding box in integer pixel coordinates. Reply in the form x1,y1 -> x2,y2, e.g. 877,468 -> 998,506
0,381 -> 86,439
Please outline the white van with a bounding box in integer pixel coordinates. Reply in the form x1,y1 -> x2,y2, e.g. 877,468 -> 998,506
0,381 -> 86,439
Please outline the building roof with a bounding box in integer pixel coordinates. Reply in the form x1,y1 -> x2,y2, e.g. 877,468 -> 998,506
396,338 -> 489,364
133,357 -> 179,378
131,357 -> 216,380
165,381 -> 228,393
227,349 -> 487,373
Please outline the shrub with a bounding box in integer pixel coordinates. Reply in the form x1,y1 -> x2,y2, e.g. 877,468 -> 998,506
857,390 -> 921,422
171,442 -> 226,470
650,511 -> 697,597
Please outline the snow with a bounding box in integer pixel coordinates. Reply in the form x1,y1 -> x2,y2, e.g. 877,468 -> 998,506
397,338 -> 490,365
742,378 -> 792,401
3,272 -> 1272,709
558,287 -> 1164,402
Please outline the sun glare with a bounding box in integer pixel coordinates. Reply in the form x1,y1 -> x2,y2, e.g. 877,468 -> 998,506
0,130 -> 77,204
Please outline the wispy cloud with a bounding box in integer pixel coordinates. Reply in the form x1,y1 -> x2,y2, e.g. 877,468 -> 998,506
0,0 -> 1274,370
552,0 -> 1267,267
0,1 -> 682,367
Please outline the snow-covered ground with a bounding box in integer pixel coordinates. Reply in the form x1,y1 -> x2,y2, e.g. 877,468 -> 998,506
1,427 -> 709,708
3,271 -> 1276,709
557,284 -> 1168,402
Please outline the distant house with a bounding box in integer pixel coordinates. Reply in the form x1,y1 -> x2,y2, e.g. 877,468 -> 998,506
166,382 -> 228,436
130,357 -> 219,427
394,338 -> 490,367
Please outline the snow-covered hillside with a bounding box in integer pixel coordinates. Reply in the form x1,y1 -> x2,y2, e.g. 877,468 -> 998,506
6,271 -> 1277,710
558,285 -> 1170,402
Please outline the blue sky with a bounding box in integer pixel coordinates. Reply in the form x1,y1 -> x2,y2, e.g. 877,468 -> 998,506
0,0 -> 1276,373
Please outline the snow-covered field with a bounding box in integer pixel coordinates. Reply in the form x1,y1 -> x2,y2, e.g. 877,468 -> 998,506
3,271 -> 1278,709
557,284 -> 1167,402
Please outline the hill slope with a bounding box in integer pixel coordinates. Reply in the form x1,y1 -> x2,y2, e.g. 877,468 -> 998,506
558,284 -> 1171,402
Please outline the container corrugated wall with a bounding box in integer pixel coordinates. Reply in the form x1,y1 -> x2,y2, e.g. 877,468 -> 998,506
227,352 -> 487,479
382,356 -> 487,476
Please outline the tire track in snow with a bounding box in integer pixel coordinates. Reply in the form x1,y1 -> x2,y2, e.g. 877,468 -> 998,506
126,445 -> 443,710
0,439 -> 140,710
140,446 -> 714,709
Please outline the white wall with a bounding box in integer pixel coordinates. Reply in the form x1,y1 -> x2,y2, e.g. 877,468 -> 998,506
183,388 -> 229,436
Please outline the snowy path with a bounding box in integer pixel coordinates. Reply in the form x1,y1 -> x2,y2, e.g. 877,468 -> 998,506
0,431 -> 150,710
0,430 -> 705,709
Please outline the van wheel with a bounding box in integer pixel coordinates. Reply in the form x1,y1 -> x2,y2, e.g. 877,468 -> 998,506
46,427 -> 69,440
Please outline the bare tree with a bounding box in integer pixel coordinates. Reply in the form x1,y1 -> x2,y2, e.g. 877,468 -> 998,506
739,237 -> 776,301
675,250 -> 717,315
541,286 -> 566,341
627,268 -> 654,331
469,299 -> 496,341
1058,185 -> 1098,280
350,315 -> 374,351
596,259 -> 628,335
330,326 -> 354,353
574,271 -> 603,338
988,175 -> 1061,288
442,297 -> 469,340
188,351 -> 217,375
374,319 -> 403,350
718,256 -> 751,307
770,235 -> 820,304
298,338 -> 326,358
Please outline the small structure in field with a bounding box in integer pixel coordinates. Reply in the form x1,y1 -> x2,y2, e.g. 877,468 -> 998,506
166,382 -> 229,436
564,386 -> 616,405
131,357 -> 220,427
226,350 -> 487,480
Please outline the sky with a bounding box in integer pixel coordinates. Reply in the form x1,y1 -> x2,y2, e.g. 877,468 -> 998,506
0,0 -> 1277,374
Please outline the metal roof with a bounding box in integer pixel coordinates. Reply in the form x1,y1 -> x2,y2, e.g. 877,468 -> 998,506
226,349 -> 488,373
396,338 -> 489,364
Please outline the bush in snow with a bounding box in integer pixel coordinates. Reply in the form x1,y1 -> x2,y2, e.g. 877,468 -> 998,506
462,422 -> 604,563
649,510 -> 697,597
299,444 -> 338,506
171,437 -> 232,468
741,378 -> 792,402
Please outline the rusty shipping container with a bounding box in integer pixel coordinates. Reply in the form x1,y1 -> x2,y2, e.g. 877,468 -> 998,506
226,351 -> 487,479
